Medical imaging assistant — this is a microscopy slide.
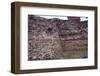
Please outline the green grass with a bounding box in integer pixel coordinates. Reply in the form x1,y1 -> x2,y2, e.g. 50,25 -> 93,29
63,49 -> 88,59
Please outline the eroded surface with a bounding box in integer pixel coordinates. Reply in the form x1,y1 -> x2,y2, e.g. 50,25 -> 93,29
28,15 -> 88,60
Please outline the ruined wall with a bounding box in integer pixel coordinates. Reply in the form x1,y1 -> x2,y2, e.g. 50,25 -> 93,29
28,15 -> 88,60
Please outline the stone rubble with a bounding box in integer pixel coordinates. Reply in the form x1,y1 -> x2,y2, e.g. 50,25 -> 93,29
28,15 -> 88,60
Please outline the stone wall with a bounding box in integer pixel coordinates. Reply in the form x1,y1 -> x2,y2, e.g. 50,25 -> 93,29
28,15 -> 88,60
